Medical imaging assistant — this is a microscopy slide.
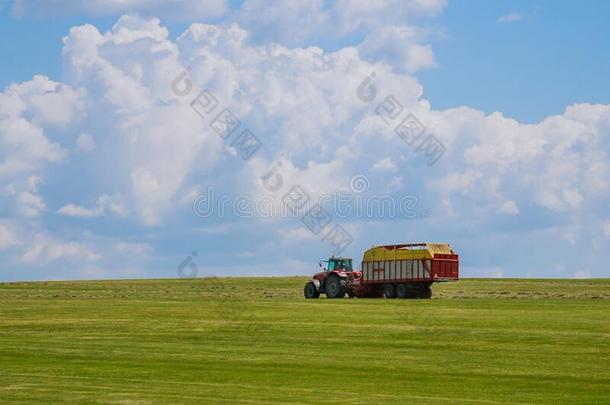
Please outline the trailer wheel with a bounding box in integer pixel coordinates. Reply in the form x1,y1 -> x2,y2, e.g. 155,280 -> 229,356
383,284 -> 396,299
418,285 -> 432,299
325,275 -> 346,299
304,281 -> 320,299
396,283 -> 409,299
396,283 -> 418,299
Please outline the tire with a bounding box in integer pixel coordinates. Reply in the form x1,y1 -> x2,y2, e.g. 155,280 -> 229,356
383,284 -> 396,299
325,274 -> 346,299
304,281 -> 320,299
396,283 -> 408,299
396,283 -> 418,299
418,285 -> 432,299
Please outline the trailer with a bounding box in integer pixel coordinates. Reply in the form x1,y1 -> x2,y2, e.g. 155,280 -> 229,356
304,243 -> 459,299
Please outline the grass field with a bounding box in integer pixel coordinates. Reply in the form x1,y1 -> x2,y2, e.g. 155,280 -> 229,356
0,278 -> 608,404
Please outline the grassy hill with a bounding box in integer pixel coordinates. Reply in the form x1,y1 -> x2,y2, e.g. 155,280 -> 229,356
0,278 -> 608,404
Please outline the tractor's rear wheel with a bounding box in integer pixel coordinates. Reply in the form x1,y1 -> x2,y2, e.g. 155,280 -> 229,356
304,281 -> 320,299
325,275 -> 346,299
383,284 -> 396,299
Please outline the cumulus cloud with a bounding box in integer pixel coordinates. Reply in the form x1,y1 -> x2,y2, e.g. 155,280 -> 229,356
499,200 -> 519,215
60,15 -> 222,225
55,15 -> 434,225
20,233 -> 101,264
16,191 -> 46,217
57,194 -> 128,218
57,204 -> 101,218
428,104 -> 610,221
0,223 -> 20,250
13,16 -> 610,232
497,13 -> 524,23
0,76 -> 73,178
0,76 -> 83,223
359,25 -> 437,72
373,157 -> 397,172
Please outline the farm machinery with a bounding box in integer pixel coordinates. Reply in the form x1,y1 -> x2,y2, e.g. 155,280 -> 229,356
304,243 -> 459,299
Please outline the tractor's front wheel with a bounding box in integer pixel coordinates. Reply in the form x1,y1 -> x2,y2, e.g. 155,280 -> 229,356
304,281 -> 320,299
325,275 -> 346,299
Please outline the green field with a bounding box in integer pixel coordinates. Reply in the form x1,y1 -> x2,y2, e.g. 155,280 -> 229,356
0,278 -> 608,404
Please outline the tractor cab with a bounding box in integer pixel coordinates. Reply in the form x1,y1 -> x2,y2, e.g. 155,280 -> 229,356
306,256 -> 358,299
320,257 -> 353,272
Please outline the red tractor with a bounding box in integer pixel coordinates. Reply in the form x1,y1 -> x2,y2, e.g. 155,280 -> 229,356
303,256 -> 369,299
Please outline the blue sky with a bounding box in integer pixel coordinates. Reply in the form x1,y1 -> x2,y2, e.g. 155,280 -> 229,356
0,0 -> 609,281
420,0 -> 610,123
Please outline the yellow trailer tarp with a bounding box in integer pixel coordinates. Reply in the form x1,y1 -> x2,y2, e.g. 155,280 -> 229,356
362,243 -> 453,262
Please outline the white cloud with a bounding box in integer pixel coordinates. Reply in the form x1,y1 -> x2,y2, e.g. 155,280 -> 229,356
58,16 -> 427,225
57,204 -> 101,218
499,200 -> 519,215
283,226 -> 319,242
61,15 -> 221,225
497,13 -> 524,23
359,25 -> 437,72
0,77 -> 70,178
98,194 -> 129,216
21,233 -> 101,264
16,191 -> 46,217
0,223 -> 20,250
373,157 -> 397,172
57,194 -> 128,218
76,133 -> 95,152
429,104 -> 610,220
52,16 -> 610,235
28,83 -> 84,127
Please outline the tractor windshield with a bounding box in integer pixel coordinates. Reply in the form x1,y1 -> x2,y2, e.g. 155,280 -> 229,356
335,260 -> 352,271
326,258 -> 352,272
